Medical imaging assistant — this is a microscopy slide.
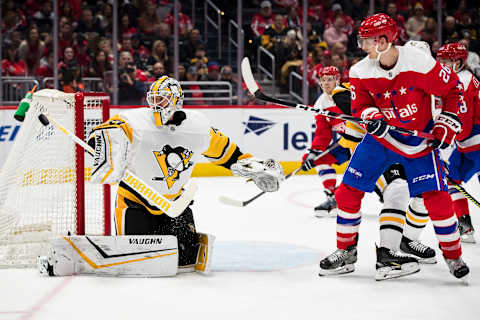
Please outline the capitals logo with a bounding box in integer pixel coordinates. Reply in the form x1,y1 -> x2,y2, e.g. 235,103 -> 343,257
243,115 -> 276,135
152,145 -> 193,189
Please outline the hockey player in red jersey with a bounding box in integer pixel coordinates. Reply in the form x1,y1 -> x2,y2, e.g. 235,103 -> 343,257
301,66 -> 355,216
319,13 -> 469,280
436,43 -> 480,243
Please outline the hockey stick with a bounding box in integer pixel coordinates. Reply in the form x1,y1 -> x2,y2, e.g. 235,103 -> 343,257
218,142 -> 340,207
38,113 -> 196,218
241,57 -> 434,140
447,177 -> 480,208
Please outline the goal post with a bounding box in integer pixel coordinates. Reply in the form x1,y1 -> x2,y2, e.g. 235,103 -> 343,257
0,89 -> 111,267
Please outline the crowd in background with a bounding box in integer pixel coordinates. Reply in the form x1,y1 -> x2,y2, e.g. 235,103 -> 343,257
1,0 -> 480,105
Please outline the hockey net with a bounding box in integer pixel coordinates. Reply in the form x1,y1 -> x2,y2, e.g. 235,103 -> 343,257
0,89 -> 111,267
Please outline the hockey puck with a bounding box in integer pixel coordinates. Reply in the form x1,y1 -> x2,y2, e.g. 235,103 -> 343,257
38,114 -> 50,126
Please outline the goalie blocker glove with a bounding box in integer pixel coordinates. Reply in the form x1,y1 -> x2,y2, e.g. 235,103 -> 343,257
231,157 -> 285,192
429,111 -> 461,150
361,107 -> 389,138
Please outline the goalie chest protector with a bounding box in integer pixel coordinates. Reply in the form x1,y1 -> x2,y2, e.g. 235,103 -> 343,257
120,108 -> 211,196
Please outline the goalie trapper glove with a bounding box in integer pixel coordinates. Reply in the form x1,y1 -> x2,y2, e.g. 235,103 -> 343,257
362,108 -> 389,138
301,149 -> 323,171
429,111 -> 461,150
231,157 -> 285,192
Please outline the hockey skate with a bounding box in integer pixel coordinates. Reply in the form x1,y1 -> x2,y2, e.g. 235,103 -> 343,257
319,244 -> 357,276
458,215 -> 476,243
314,190 -> 337,218
375,246 -> 420,281
400,236 -> 437,264
443,256 -> 469,281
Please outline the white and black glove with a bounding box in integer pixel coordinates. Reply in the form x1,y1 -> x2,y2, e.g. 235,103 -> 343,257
301,149 -> 322,171
231,157 -> 285,192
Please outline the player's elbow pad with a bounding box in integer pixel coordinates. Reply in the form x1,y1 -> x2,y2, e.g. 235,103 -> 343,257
90,128 -> 131,184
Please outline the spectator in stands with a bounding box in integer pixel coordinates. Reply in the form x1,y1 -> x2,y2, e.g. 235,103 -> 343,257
177,64 -> 187,82
305,20 -> 323,52
184,66 -> 205,105
190,45 -> 209,80
162,2 -> 193,37
453,0 -> 467,22
2,43 -> 27,77
10,31 -> 22,50
261,14 -> 287,55
97,3 -> 113,36
59,60 -> 84,93
98,38 -> 114,65
33,0 -> 54,34
154,22 -> 172,52
138,0 -> 161,35
59,0 -> 82,21
279,30 -> 302,88
119,14 -> 137,39
58,22 -> 74,60
420,17 -> 438,46
147,40 -> 172,75
60,1 -> 78,28
35,50 -> 54,87
457,11 -> 478,43
285,6 -> 302,31
331,42 -> 348,68
18,27 -> 45,76
180,28 -> 204,63
131,34 -> 150,70
323,15 -> 348,48
320,50 -> 332,67
348,0 -> 369,21
251,1 -> 274,40
2,10 -> 27,45
148,62 -> 167,80
306,0 -> 325,25
387,2 -> 407,44
459,39 -> 480,77
207,62 -> 221,81
119,51 -> 149,82
118,61 -> 146,105
220,65 -> 234,86
443,16 -> 461,42
324,3 -> 354,36
75,7 -> 105,40
331,53 -> 349,83
406,2 -> 427,40
86,49 -> 112,79
72,34 -> 90,71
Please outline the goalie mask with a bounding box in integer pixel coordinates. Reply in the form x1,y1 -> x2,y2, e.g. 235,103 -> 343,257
147,76 -> 184,126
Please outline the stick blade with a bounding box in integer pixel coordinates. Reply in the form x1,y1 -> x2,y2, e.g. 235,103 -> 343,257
241,57 -> 259,96
218,195 -> 245,207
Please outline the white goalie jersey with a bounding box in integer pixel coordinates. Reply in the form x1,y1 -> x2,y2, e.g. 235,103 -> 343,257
88,108 -> 284,217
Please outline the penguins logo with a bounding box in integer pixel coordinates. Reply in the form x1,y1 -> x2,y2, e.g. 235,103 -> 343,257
152,145 -> 193,189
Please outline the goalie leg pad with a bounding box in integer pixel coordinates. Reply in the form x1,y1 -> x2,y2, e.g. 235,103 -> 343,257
195,232 -> 215,273
37,235 -> 179,277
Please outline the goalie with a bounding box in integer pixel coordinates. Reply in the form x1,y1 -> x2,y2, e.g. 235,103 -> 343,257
38,76 -> 284,277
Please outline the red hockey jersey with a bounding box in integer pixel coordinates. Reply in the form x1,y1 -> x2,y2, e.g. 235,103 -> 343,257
455,69 -> 480,152
349,45 -> 463,158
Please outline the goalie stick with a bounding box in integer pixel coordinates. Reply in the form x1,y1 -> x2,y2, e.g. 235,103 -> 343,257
38,113 -> 196,218
241,57 -> 434,140
219,142 -> 339,207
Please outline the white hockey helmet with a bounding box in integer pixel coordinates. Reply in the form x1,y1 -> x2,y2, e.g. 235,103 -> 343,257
147,76 -> 184,126
405,40 -> 431,56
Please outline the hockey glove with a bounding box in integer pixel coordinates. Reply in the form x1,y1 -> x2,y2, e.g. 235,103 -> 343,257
362,108 -> 389,138
429,111 -> 461,150
231,157 -> 285,192
301,149 -> 322,171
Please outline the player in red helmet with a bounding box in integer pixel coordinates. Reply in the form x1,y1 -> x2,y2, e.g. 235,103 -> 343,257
435,42 -> 480,243
319,13 -> 469,281
301,66 -> 355,217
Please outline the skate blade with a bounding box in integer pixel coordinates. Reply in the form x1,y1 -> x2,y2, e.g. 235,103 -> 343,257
460,234 -> 476,244
418,256 -> 437,264
375,262 -> 420,281
318,264 -> 354,276
314,208 -> 337,219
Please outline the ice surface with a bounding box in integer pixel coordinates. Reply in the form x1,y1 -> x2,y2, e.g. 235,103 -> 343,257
1,175 -> 479,320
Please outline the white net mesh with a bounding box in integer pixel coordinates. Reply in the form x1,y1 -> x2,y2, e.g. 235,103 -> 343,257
0,89 -> 109,267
